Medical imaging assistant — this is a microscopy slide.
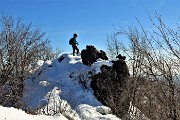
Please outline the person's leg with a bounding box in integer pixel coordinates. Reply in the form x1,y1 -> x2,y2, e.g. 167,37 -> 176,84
72,46 -> 75,56
76,46 -> 79,55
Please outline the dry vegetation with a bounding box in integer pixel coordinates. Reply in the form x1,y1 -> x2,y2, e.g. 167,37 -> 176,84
0,14 -> 61,107
106,13 -> 180,120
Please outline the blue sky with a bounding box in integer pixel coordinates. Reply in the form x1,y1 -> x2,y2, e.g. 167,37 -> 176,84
0,0 -> 179,53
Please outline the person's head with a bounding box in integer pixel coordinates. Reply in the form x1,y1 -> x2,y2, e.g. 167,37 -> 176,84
73,33 -> 78,38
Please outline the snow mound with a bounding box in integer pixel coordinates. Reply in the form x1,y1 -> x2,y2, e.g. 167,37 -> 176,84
76,104 -> 120,120
96,106 -> 112,115
21,54 -> 120,120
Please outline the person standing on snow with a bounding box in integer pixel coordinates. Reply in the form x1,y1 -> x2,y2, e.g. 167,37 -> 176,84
69,33 -> 79,56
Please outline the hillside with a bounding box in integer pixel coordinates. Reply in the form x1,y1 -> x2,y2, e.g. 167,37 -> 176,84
0,54 -> 120,120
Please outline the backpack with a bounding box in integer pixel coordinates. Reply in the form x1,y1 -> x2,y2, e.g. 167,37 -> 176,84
69,38 -> 74,45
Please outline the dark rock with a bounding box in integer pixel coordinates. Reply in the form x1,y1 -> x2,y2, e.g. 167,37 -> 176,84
81,45 -> 108,66
116,54 -> 126,61
58,55 -> 65,62
91,54 -> 130,118
112,60 -> 130,86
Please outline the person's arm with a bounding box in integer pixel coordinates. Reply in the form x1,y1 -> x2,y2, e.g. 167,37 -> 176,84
74,38 -> 78,45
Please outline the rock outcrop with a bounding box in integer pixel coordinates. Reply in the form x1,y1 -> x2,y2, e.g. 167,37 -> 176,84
91,54 -> 130,118
81,45 -> 108,66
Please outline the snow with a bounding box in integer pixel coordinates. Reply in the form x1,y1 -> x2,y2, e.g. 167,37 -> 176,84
0,54 -> 121,120
76,104 -> 120,120
0,106 -> 68,120
91,59 -> 112,74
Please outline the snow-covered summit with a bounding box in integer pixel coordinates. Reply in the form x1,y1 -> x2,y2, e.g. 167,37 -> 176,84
2,53 -> 119,120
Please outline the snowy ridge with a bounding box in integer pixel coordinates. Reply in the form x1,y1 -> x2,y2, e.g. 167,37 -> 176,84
0,54 -> 120,120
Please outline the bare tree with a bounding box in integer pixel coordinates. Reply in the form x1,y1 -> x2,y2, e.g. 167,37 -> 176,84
106,33 -> 121,59
106,13 -> 180,120
51,48 -> 63,60
0,13 -> 54,107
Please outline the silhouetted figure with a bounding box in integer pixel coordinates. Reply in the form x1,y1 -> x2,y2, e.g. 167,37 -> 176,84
69,33 -> 79,56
